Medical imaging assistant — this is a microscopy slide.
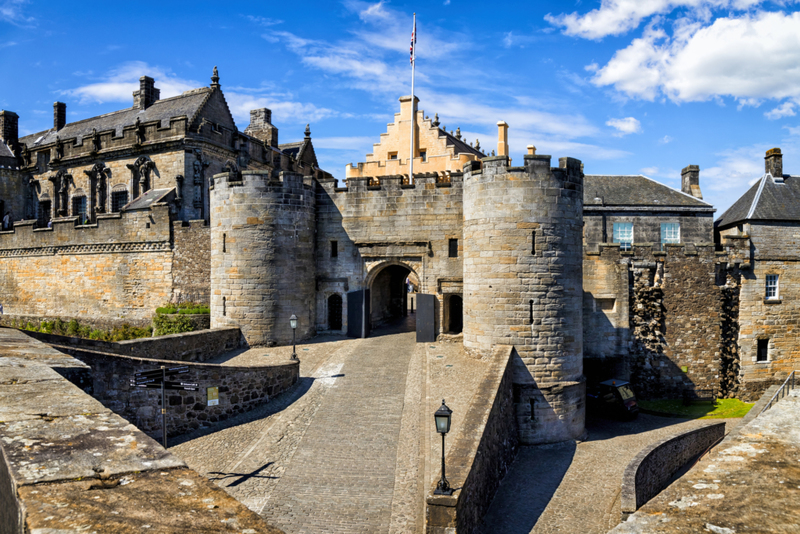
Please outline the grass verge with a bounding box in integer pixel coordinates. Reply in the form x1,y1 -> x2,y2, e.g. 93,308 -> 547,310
639,398 -> 754,419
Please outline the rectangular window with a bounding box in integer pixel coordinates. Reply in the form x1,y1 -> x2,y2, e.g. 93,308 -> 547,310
388,152 -> 398,160
37,151 -> 50,173
420,151 -> 427,162
757,339 -> 769,362
661,223 -> 680,248
37,200 -> 51,228
72,196 -> 87,222
448,238 -> 458,258
595,298 -> 616,312
766,274 -> 779,299
111,191 -> 129,212
331,240 -> 338,258
613,222 -> 633,251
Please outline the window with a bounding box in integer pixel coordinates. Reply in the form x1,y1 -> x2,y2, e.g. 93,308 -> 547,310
36,151 -> 50,173
757,339 -> 769,362
420,150 -> 427,162
448,238 -> 458,258
613,222 -> 633,251
531,230 -> 536,254
595,298 -> 616,312
111,190 -> 128,212
72,195 -> 87,223
766,274 -> 779,300
37,200 -> 51,228
331,240 -> 338,258
388,152 -> 398,160
661,223 -> 680,248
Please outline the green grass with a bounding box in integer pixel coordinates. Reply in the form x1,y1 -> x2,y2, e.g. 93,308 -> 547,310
638,398 -> 754,419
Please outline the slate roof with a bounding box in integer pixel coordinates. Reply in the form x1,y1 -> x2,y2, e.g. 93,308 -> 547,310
584,175 -> 712,208
18,89 -> 213,149
0,140 -> 14,159
716,174 -> 800,228
123,188 -> 175,211
439,129 -> 485,158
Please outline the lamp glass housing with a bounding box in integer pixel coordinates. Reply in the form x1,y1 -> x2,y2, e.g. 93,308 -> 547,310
434,400 -> 452,434
289,314 -> 298,330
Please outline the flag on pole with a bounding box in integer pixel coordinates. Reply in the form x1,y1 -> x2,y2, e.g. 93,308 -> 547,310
410,19 -> 416,64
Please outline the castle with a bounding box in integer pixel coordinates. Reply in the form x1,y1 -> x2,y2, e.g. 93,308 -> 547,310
1,70 -> 797,444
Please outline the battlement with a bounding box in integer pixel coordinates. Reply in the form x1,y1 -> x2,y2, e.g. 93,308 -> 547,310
0,203 -> 172,256
210,169 -> 313,193
320,170 -> 463,196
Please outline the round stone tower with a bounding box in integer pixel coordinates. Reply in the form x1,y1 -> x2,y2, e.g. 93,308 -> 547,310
210,170 -> 316,346
462,154 -> 585,444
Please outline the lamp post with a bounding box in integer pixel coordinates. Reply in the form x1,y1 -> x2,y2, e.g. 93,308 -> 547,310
289,314 -> 298,360
434,399 -> 453,495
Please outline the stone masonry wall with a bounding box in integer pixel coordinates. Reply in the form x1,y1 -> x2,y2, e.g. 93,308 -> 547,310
0,205 -> 173,323
210,170 -> 316,346
0,167 -> 25,224
316,171 -> 463,335
64,347 -> 298,438
463,155 -> 584,444
172,220 -> 210,304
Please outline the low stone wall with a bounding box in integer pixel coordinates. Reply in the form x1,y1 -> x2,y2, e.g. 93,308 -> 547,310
426,345 -> 518,534
0,313 -> 152,331
620,421 -> 726,519
18,326 -> 240,362
60,345 -> 298,439
0,327 -> 284,533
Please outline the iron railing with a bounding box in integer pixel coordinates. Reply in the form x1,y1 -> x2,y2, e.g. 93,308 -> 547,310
759,370 -> 797,414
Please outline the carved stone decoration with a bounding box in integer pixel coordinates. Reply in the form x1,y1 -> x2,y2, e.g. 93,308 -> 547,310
26,176 -> 39,219
84,163 -> 109,214
126,156 -> 154,199
21,144 -> 31,166
91,128 -> 101,153
175,174 -> 184,202
50,170 -> 72,217
134,117 -> 145,145
54,136 -> 64,160
192,149 -> 209,217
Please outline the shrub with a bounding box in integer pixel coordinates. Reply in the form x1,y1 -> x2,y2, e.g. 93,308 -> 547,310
152,314 -> 195,336
66,319 -> 80,337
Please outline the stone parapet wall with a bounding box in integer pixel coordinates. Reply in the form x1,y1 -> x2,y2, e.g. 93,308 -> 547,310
172,220 -> 210,304
425,345 -> 518,534
620,421 -> 726,520
210,170 -> 316,346
20,326 -> 239,362
63,345 -> 298,438
0,327 -> 284,534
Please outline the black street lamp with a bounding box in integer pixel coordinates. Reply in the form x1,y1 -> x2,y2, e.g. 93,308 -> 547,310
434,399 -> 453,495
289,314 -> 298,360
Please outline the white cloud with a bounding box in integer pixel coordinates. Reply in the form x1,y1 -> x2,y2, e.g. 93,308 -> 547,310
659,135 -> 673,144
765,101 -> 796,120
641,166 -> 660,175
0,40 -> 16,48
224,92 -> 338,126
63,61 -> 201,104
444,0 -> 451,4
545,0 -> 763,40
0,0 -> 34,27
246,15 -> 283,26
606,116 -> 642,136
592,11 -> 800,105
785,125 -> 800,136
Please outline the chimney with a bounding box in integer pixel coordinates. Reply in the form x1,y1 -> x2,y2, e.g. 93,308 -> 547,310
681,165 -> 703,199
133,76 -> 160,110
0,110 -> 19,148
765,148 -> 783,178
497,121 -> 509,157
244,108 -> 279,147
54,102 -> 66,130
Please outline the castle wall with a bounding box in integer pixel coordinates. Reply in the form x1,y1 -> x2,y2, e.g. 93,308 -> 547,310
463,155 -> 584,444
735,221 -> 800,400
583,246 -> 630,362
0,205 -> 173,323
315,173 -> 464,334
0,168 -> 26,222
210,170 -> 316,346
172,220 -> 210,304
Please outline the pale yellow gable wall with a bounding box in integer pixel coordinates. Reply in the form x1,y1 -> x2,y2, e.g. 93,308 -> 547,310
346,96 -> 480,179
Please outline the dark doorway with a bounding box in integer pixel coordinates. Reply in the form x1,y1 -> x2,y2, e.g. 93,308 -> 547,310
448,295 -> 463,334
370,265 -> 411,326
328,294 -> 343,331
347,289 -> 370,338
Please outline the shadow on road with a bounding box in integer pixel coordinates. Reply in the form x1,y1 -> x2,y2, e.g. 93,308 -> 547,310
208,462 -> 279,487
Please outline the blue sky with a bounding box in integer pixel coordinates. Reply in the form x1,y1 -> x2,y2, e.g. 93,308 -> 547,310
2,0 -> 800,214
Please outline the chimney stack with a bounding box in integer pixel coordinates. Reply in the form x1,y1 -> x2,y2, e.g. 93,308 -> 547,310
54,102 -> 66,130
244,108 -> 279,147
497,121 -> 509,157
133,76 -> 160,110
765,148 -> 783,178
0,110 -> 19,148
681,165 -> 703,199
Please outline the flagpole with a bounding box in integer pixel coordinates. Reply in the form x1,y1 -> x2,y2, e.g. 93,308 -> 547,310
410,12 -> 416,183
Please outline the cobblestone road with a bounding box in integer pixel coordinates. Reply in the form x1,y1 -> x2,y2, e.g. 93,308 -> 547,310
479,414 -> 734,534
171,318 -> 425,534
